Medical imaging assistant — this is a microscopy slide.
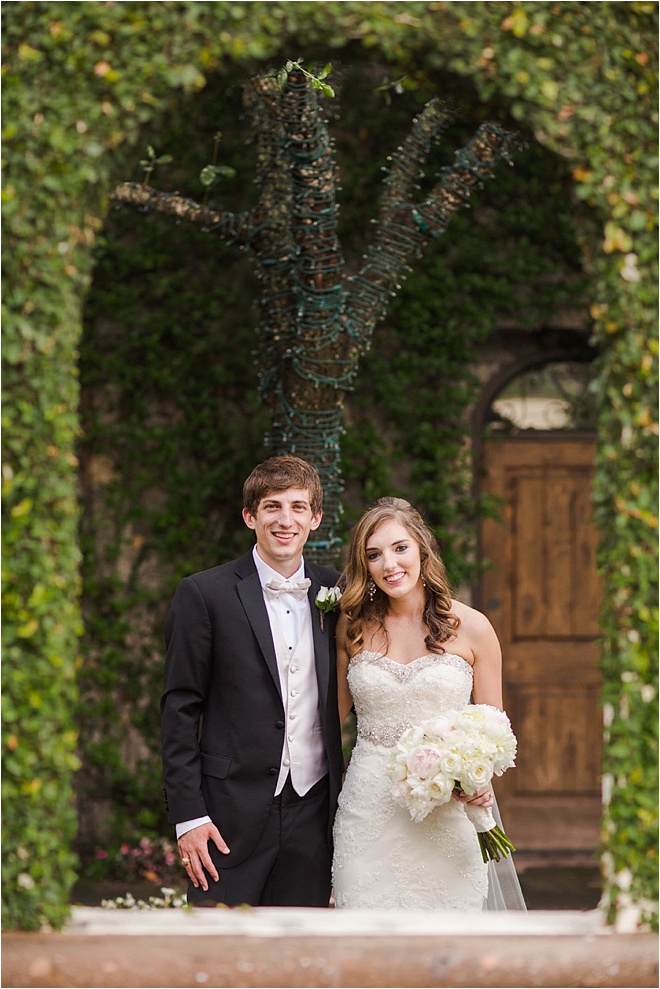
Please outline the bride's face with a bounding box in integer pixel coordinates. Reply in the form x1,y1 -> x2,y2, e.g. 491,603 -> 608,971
365,519 -> 422,599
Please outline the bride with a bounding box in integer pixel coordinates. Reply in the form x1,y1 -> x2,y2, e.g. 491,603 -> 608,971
332,497 -> 525,911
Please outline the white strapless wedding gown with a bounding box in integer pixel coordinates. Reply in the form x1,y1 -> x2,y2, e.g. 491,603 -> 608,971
332,650 -> 489,910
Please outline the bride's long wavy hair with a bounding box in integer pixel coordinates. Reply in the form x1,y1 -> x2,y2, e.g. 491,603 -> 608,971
340,497 -> 460,657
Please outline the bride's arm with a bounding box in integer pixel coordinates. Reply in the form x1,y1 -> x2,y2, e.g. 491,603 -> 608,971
469,609 -> 503,710
336,613 -> 354,726
459,606 -> 503,809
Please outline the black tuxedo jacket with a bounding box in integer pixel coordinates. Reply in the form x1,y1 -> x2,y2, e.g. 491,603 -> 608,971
161,551 -> 343,867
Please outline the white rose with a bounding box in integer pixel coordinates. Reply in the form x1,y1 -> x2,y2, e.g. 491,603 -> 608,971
399,724 -> 425,748
440,750 -> 464,778
460,760 -> 493,795
427,774 -> 454,804
409,795 -> 435,823
388,752 -> 409,782
492,736 -> 517,775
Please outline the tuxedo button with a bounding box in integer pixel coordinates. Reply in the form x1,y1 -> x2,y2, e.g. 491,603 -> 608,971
275,720 -> 285,729
268,767 -> 278,776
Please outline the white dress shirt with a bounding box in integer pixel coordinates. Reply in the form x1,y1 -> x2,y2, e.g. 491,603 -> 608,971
253,547 -> 309,661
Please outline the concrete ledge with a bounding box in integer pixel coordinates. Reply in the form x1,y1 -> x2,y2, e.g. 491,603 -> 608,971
2,908 -> 657,988
66,905 -> 610,936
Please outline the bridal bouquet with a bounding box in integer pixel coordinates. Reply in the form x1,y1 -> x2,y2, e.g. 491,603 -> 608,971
387,704 -> 517,863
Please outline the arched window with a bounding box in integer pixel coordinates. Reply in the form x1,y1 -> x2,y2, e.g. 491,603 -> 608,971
486,359 -> 598,434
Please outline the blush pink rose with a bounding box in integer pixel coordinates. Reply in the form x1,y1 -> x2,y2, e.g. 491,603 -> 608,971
406,744 -> 443,779
422,715 -> 454,740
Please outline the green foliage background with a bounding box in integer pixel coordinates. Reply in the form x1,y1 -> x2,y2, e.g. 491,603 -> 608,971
76,69 -> 589,854
2,1 -> 657,930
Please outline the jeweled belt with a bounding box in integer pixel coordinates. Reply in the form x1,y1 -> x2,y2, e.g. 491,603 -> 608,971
357,722 -> 412,747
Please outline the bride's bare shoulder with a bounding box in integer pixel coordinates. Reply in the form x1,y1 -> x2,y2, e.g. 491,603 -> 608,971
451,599 -> 497,636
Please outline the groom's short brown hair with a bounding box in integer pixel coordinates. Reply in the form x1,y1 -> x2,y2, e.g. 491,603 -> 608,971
243,456 -> 323,516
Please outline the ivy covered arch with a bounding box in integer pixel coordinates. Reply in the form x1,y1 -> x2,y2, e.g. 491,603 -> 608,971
3,1 -> 657,930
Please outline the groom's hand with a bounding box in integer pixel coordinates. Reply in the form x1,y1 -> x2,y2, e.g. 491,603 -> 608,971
178,822 -> 229,891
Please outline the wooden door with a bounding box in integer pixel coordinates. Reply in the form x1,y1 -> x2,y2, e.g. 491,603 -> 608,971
479,436 -> 603,856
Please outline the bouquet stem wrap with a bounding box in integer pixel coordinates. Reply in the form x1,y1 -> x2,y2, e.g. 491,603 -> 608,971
463,803 -> 516,864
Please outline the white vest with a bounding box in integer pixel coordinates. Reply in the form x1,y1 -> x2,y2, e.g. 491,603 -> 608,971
271,607 -> 327,796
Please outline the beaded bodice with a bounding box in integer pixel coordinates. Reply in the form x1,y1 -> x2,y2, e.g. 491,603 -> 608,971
348,650 -> 474,747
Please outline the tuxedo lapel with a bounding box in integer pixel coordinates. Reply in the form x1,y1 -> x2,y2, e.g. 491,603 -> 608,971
306,565 -> 330,714
235,555 -> 282,699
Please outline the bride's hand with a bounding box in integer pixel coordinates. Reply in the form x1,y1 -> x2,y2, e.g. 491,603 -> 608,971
457,786 -> 494,808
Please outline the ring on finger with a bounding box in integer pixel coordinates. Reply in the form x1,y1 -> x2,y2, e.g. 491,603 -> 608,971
180,857 -> 191,866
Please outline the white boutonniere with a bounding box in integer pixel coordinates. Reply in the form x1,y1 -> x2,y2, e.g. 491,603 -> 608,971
315,585 -> 342,630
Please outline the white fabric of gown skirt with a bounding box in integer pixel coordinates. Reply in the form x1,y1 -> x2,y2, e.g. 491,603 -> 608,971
332,650 -> 491,911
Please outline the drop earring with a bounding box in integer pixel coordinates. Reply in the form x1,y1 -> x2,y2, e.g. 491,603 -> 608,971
367,577 -> 376,602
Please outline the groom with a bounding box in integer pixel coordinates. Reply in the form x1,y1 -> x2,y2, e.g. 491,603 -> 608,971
161,455 -> 343,907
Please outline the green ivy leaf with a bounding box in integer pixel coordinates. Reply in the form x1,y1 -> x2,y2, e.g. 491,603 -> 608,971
199,164 -> 236,187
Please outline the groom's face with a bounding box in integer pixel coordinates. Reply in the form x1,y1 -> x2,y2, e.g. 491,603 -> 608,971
242,487 -> 322,577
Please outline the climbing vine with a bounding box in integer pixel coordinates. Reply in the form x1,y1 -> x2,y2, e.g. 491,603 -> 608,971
75,73 -> 590,870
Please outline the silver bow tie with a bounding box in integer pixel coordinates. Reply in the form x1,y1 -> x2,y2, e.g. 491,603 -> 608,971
265,577 -> 311,600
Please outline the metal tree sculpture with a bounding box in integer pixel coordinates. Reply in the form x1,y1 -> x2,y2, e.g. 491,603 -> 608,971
113,68 -> 520,562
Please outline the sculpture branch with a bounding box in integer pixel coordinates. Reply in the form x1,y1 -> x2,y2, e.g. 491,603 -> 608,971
380,99 -> 455,212
413,122 -> 519,236
344,121 -> 520,357
111,182 -> 259,246
109,68 -> 523,561
250,70 -> 347,553
285,70 -> 346,389
242,74 -> 298,403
